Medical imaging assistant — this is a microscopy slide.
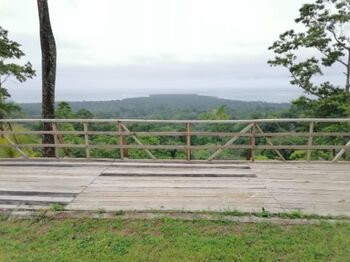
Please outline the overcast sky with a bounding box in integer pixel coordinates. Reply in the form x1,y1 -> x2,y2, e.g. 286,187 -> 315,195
0,0 -> 340,103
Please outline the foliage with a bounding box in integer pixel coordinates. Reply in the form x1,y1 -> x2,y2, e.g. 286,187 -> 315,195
56,102 -> 74,119
291,93 -> 350,117
269,0 -> 350,96
269,0 -> 350,120
49,203 -> 65,212
0,26 -> 35,119
19,94 -> 290,119
199,105 -> 230,120
3,102 -> 346,161
0,124 -> 39,158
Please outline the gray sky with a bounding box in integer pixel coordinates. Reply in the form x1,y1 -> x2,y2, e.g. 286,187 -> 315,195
0,0 -> 341,103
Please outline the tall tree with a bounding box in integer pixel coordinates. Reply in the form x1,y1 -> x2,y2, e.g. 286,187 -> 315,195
268,0 -> 350,116
0,27 -> 35,119
37,0 -> 57,157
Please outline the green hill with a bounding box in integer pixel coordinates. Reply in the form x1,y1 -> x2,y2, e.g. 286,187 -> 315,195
19,94 -> 290,119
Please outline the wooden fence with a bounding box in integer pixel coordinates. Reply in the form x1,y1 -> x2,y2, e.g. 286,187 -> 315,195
0,118 -> 349,162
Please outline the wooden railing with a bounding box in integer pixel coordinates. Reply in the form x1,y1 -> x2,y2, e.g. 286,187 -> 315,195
0,118 -> 349,162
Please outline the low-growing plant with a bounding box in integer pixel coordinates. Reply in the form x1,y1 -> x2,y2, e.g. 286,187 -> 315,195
49,203 -> 65,212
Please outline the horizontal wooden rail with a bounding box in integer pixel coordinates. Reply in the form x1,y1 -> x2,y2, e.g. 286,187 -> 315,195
0,143 -> 349,151
1,130 -> 349,137
0,118 -> 349,162
1,118 -> 350,124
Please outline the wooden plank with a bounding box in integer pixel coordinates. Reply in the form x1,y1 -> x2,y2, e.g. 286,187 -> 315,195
0,191 -> 78,197
66,202 -> 283,213
0,195 -> 73,202
83,184 -> 268,192
103,166 -> 253,175
0,187 -> 84,193
88,182 -> 265,188
67,200 -> 282,208
0,199 -> 68,206
79,191 -> 272,198
0,204 -> 53,210
250,163 -> 350,170
93,177 -> 259,183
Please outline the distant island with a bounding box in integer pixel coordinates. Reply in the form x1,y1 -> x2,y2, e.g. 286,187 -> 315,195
19,94 -> 290,119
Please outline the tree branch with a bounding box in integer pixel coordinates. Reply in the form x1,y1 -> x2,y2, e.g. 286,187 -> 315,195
290,73 -> 321,98
327,27 -> 350,50
0,74 -> 10,85
315,47 -> 348,68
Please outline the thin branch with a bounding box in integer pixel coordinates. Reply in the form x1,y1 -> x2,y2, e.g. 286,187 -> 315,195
327,28 -> 350,50
0,74 -> 10,85
315,47 -> 348,68
290,73 -> 321,98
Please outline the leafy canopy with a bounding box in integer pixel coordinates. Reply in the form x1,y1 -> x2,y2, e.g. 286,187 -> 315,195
269,0 -> 350,98
0,26 -> 35,118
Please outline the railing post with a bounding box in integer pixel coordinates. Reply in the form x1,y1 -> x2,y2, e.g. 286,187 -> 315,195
307,122 -> 314,162
251,122 -> 256,162
186,122 -> 191,161
83,123 -> 90,159
246,122 -> 256,161
52,122 -> 60,159
118,121 -> 128,159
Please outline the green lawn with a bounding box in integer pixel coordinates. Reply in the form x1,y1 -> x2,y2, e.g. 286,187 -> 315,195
0,218 -> 350,261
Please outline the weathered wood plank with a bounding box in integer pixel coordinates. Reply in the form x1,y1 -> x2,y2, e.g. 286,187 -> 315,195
1,118 -> 349,124
0,161 -> 350,216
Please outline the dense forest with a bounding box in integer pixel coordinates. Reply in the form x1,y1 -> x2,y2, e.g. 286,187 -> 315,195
19,94 -> 290,119
1,99 -> 348,161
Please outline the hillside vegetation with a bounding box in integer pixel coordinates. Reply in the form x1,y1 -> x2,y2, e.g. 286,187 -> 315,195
19,94 -> 290,119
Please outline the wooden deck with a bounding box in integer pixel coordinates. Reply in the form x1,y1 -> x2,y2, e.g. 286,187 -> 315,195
0,160 -> 349,216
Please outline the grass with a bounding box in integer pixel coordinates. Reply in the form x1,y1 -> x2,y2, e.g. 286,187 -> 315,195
49,203 -> 65,212
219,209 -> 350,220
0,218 -> 350,261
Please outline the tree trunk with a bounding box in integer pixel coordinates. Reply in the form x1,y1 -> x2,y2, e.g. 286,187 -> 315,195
346,50 -> 350,94
37,0 -> 56,157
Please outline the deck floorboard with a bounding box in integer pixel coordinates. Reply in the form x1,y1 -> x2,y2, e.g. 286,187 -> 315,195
0,160 -> 349,216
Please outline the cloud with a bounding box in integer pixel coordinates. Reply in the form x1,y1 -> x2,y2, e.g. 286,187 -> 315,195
0,0 -> 311,65
6,61 -> 301,103
1,0 -> 340,104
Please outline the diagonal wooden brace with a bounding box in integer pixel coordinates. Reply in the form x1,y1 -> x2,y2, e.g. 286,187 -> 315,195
207,124 -> 253,161
2,134 -> 28,158
256,124 -> 286,161
120,123 -> 157,160
332,140 -> 350,162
